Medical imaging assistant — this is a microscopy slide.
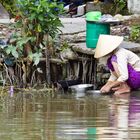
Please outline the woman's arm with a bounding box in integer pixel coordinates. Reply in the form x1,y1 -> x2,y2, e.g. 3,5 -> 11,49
116,51 -> 129,82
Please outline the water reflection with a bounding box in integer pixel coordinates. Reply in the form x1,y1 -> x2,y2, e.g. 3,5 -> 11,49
0,91 -> 139,139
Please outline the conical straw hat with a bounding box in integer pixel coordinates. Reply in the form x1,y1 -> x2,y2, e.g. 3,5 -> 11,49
94,35 -> 123,58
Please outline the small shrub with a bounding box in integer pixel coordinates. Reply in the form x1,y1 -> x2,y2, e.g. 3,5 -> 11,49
111,0 -> 128,15
130,25 -> 140,43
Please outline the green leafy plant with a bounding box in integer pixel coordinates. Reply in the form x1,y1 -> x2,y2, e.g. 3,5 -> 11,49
0,0 -> 17,17
1,0 -> 64,85
112,0 -> 128,15
130,25 -> 140,43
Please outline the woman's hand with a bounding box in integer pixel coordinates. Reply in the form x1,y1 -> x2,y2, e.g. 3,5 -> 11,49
100,81 -> 113,93
100,85 -> 111,93
100,80 -> 123,93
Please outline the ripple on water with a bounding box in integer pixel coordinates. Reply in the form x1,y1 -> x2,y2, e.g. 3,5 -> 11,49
0,91 -> 139,139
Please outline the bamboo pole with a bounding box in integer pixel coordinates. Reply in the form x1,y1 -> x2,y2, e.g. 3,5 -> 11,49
45,34 -> 51,85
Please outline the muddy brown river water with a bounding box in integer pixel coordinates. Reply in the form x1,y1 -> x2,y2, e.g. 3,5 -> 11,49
0,90 -> 140,140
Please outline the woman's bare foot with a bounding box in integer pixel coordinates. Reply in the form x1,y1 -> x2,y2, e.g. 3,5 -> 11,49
112,86 -> 121,91
114,82 -> 131,95
114,88 -> 131,95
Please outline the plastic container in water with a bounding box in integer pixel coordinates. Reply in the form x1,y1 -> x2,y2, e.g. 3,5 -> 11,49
86,21 -> 110,48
